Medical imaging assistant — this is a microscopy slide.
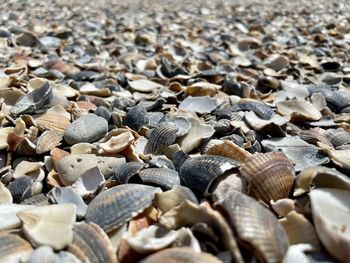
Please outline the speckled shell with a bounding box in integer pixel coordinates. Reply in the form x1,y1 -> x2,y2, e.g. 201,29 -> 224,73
138,168 -> 180,189
85,184 -> 161,233
179,155 -> 239,197
36,130 -> 63,154
35,114 -> 71,133
140,247 -> 222,263
0,232 -> 33,262
68,222 -> 116,263
149,122 -> 178,152
239,151 -> 294,203
216,191 -> 289,263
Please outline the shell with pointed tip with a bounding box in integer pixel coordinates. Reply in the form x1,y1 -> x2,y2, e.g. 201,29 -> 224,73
179,155 -> 239,197
0,232 -> 33,262
216,191 -> 289,263
85,184 -> 161,233
68,222 -> 116,263
239,152 -> 295,203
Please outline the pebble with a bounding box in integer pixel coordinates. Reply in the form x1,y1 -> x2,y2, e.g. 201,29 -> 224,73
64,114 -> 108,145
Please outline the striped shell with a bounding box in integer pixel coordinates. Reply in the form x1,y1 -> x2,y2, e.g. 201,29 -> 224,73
35,114 -> 71,133
239,151 -> 294,203
0,232 -> 33,262
216,191 -> 289,263
138,168 -> 180,189
236,101 -> 273,120
113,162 -> 146,184
36,130 -> 63,154
85,184 -> 161,233
148,122 -> 178,152
68,222 -> 116,263
125,104 -> 149,132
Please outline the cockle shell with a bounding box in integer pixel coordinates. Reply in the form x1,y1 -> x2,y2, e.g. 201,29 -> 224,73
0,232 -> 33,262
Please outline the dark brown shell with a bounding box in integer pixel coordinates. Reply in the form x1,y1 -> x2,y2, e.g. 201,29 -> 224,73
239,151 -> 294,203
85,184 -> 161,233
216,191 -> 289,263
68,222 -> 116,263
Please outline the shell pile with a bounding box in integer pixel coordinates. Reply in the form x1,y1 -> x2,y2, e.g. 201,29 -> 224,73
1,0 -> 350,262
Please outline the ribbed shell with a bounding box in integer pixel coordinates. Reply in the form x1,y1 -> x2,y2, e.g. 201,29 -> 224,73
138,168 -> 180,189
68,222 -> 116,263
20,193 -> 50,206
239,152 -> 294,203
125,104 -> 149,132
216,191 -> 289,263
0,233 -> 33,261
149,122 -> 178,152
140,247 -> 222,263
325,128 -> 350,147
237,101 -> 273,120
179,155 -> 239,197
36,130 -> 63,154
113,162 -> 146,184
35,114 -> 71,133
85,184 -> 161,233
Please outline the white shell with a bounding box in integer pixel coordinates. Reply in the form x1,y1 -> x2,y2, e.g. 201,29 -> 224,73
0,204 -> 33,230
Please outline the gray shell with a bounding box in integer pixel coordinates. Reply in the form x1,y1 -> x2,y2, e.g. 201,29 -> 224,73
125,104 -> 149,132
113,162 -> 146,184
138,168 -> 180,189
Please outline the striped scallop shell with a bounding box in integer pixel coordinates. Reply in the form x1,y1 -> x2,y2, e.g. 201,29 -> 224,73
239,151 -> 294,204
35,114 -> 71,133
36,130 -> 63,154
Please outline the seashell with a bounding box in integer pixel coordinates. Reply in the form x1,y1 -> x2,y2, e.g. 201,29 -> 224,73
276,99 -> 322,122
179,96 -> 218,114
98,129 -> 134,154
15,137 -> 37,156
13,160 -> 44,179
68,222 -> 116,263
179,155 -> 239,197
256,76 -> 280,92
237,100 -> 274,120
20,193 -> 50,206
127,224 -> 178,253
35,130 -> 63,154
270,198 -> 295,217
48,187 -> 87,218
318,143 -> 350,172
35,113 -> 71,133
18,204 -> 76,250
264,55 -> 289,72
320,61 -> 341,72
148,122 -> 178,152
128,79 -> 162,93
154,185 -> 198,213
0,127 -> 14,150
299,129 -> 332,147
211,173 -> 245,202
206,139 -> 251,163
72,166 -> 105,198
159,200 -> 243,262
261,136 -> 329,172
0,204 -> 33,230
138,168 -> 180,189
8,176 -> 38,202
310,188 -> 350,262
140,247 -> 222,263
282,244 -> 321,263
27,245 -> 81,263
11,81 -> 52,115
0,181 -> 12,203
244,111 -> 289,133
146,155 -> 175,170
147,112 -> 164,128
0,88 -> 24,106
324,128 -> 350,147
125,104 -> 149,132
50,147 -> 69,171
0,232 -> 33,262
215,191 -> 289,263
85,184 -> 161,233
239,151 -> 295,203
160,115 -> 192,137
177,117 -> 215,153
186,82 -> 220,97
113,162 -> 146,184
279,211 -> 320,248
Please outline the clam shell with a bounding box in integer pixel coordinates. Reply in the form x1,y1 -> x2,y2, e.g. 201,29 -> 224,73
180,155 -> 239,197
113,162 -> 146,184
35,130 -> 63,154
138,168 -> 180,189
35,114 -> 71,133
140,247 -> 222,263
216,191 -> 289,263
125,104 -> 149,132
160,115 -> 192,137
179,96 -> 218,114
68,222 -> 116,263
128,79 -> 162,93
276,99 -> 322,121
11,81 -> 52,115
148,122 -> 178,152
85,184 -> 161,233
239,152 -> 294,203
244,111 -> 289,133
310,188 -> 350,262
18,204 -> 76,250
0,232 -> 33,262
206,139 -> 251,163
324,128 -> 350,147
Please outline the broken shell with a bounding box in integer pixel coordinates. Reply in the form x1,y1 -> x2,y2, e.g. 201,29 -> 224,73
0,204 -> 33,230
138,168 -> 180,189
270,198 -> 295,217
239,151 -> 294,203
0,127 -> 14,150
125,104 -> 149,132
18,204 -> 76,250
11,81 -> 52,115
179,155 -> 239,197
98,129 -> 134,154
0,181 -> 12,203
148,122 -> 178,152
310,188 -> 350,262
8,176 -> 38,202
68,222 -> 116,263
206,139 -> 251,163
35,130 -> 63,154
113,162 -> 146,184
72,166 -> 105,198
140,247 -> 222,263
276,99 -> 322,122
216,191 -> 289,263
179,96 -> 218,114
13,160 -> 44,179
128,79 -> 162,93
237,100 -> 273,120
0,232 -> 33,262
35,114 -> 71,133
211,173 -> 245,202
27,245 -> 81,263
160,115 -> 192,137
85,184 -> 161,233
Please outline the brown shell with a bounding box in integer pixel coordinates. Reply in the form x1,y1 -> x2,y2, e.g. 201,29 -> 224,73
0,232 -> 33,262
35,114 -> 71,133
68,222 -> 116,263
239,151 -> 294,203
36,130 -> 63,154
